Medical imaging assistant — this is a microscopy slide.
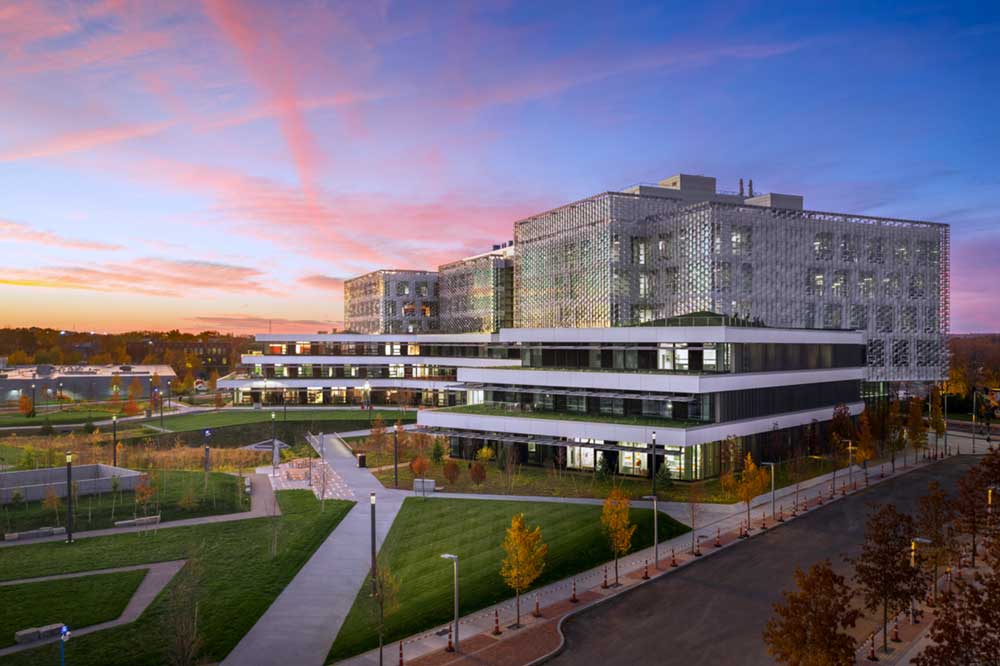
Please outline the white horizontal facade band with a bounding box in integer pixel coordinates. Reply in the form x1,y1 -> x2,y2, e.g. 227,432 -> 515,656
417,402 -> 865,448
255,333 -> 497,344
498,326 -> 865,345
217,378 -> 455,391
455,366 -> 865,393
241,355 -> 521,368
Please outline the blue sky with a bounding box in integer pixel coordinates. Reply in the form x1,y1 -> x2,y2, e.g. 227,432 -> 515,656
1,0 -> 997,332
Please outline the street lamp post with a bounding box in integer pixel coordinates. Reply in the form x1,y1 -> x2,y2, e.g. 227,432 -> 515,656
649,431 -> 657,497
370,492 -> 377,597
642,494 -> 659,569
65,451 -> 74,543
844,440 -> 856,489
157,388 -> 164,429
365,380 -> 372,427
441,554 -> 460,651
762,462 -> 777,519
112,414 -> 118,467
989,486 -> 998,532
59,625 -> 71,666
30,383 -> 36,417
393,426 -> 399,489
58,382 -> 63,410
944,390 -> 949,456
271,412 -> 278,476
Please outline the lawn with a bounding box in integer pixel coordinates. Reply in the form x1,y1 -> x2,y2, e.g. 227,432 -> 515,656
0,491 -> 353,666
154,408 -> 417,432
1,470 -> 248,534
0,570 -> 146,647
327,497 -> 688,661
374,455 -> 842,503
439,404 -> 702,428
0,410 -> 117,428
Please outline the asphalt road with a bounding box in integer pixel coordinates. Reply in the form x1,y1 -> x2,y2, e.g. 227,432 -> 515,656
549,455 -> 979,666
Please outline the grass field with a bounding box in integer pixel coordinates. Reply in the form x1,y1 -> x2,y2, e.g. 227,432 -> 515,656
1,470 -> 248,534
328,497 -> 688,661
374,455 -> 842,503
0,491 -> 353,666
0,570 -> 147,647
154,408 -> 417,432
0,410 -> 118,428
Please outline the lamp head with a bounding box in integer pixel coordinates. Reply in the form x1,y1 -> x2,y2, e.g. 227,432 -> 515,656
441,553 -> 458,561
370,492 -> 376,505
65,451 -> 72,464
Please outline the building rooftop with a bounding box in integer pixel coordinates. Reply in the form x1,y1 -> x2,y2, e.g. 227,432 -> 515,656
0,364 -> 177,381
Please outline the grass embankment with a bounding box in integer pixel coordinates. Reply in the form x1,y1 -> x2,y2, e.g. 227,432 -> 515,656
328,497 -> 687,661
1,470 -> 248,534
0,570 -> 147,647
0,491 -> 353,666
154,409 -> 416,433
374,455 -> 841,503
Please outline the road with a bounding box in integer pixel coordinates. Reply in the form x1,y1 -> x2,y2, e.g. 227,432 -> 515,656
550,455 -> 979,666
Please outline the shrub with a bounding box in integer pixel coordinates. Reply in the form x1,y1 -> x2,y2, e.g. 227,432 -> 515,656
470,461 -> 486,486
476,446 -> 495,463
83,421 -> 97,434
10,489 -> 23,509
409,456 -> 430,478
431,440 -> 445,464
595,453 -> 614,481
443,459 -> 459,484
656,462 -> 673,486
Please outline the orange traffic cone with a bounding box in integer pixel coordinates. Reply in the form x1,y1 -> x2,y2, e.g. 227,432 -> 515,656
670,548 -> 678,567
867,635 -> 879,661
492,609 -> 502,635
446,625 -> 454,652
602,565 -> 609,589
399,641 -> 404,665
761,510 -> 767,530
533,595 -> 541,618
714,527 -> 722,547
891,621 -> 901,643
841,482 -> 847,497
642,559 -> 649,580
777,505 -> 784,522
570,579 -> 578,603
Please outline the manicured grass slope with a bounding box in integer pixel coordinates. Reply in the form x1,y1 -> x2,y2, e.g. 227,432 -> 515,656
0,410 -> 116,428
0,491 -> 353,666
156,408 -> 416,432
0,570 -> 147,647
1,470 -> 247,534
328,497 -> 688,661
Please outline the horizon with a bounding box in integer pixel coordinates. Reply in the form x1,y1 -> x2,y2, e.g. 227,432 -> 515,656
2,1 -> 998,334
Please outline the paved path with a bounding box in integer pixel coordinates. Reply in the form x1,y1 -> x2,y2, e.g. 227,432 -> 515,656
222,432 -> 408,666
0,472 -> 277,549
0,560 -> 186,657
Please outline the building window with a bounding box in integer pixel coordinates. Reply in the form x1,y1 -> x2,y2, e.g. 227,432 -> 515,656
858,273 -> 875,299
639,272 -> 654,298
807,271 -> 825,296
402,302 -> 416,317
389,364 -> 405,378
894,242 -> 909,263
739,264 -> 753,293
831,270 -> 848,298
840,235 -> 858,262
849,304 -> 868,329
868,339 -> 886,367
713,262 -> 731,291
823,304 -> 842,329
407,343 -> 420,356
876,305 -> 894,333
396,282 -> 410,297
892,339 -> 910,367
416,282 -> 429,297
731,226 -> 751,256
900,306 -> 917,333
866,237 -> 885,264
908,274 -> 926,299
632,237 -> 648,265
658,233 -> 673,259
813,232 -> 834,260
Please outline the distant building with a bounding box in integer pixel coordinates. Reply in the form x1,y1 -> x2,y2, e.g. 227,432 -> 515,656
0,364 -> 177,404
438,242 -> 515,333
125,337 -> 248,375
344,270 -> 439,334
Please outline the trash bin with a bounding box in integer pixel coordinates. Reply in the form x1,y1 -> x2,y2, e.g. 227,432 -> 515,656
356,453 -> 367,468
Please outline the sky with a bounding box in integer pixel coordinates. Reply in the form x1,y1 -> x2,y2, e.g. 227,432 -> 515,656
1,0 -> 998,334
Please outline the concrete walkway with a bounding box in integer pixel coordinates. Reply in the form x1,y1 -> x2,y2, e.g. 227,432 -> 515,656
221,432 -> 408,666
0,560 -> 186,657
0,472 -> 277,549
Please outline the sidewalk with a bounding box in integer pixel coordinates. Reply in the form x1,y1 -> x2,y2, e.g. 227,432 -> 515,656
337,446 -> 964,666
221,433 -> 408,666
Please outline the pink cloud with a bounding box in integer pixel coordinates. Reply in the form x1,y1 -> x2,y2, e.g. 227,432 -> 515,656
298,275 -> 346,291
0,219 -> 123,251
184,314 -> 342,334
950,234 -> 1000,333
0,121 -> 172,161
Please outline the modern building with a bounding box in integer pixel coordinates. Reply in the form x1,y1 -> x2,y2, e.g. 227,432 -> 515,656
513,173 -> 949,390
0,363 -> 177,405
418,316 -> 866,480
344,270 -> 439,334
125,336 -> 250,375
218,333 -> 519,408
438,242 -> 515,334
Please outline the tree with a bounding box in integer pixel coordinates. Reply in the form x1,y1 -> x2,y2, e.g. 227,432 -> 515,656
907,397 -> 928,461
208,370 -> 220,390
443,459 -> 459,484
853,504 -> 925,652
916,481 -> 955,605
914,536 -> 1000,666
830,402 -> 854,443
500,513 -> 548,626
498,442 -> 520,494
431,438 -> 445,464
409,455 -> 429,479
367,415 -> 387,458
364,561 -> 400,666
6,350 -> 31,365
42,486 -> 61,526
164,554 -> 203,666
135,475 -> 156,517
128,376 -> 144,400
470,461 -> 486,486
736,453 -> 769,530
856,409 -> 877,484
601,488 -> 636,586
763,560 -> 860,666
18,394 -> 33,418
886,400 -> 904,471
953,465 -> 988,568
122,398 -> 141,417
151,372 -> 162,390
111,374 -> 122,401
213,391 -> 225,408
930,385 -> 946,456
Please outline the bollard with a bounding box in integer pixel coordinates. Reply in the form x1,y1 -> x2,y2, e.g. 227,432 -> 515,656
891,621 -> 901,642
670,548 -> 678,567
867,635 -> 878,661
714,527 -> 722,547
399,641 -> 404,666
492,608 -> 502,636
602,565 -> 609,589
445,624 -> 454,652
642,559 -> 649,580
570,579 -> 578,603
533,595 -> 541,618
